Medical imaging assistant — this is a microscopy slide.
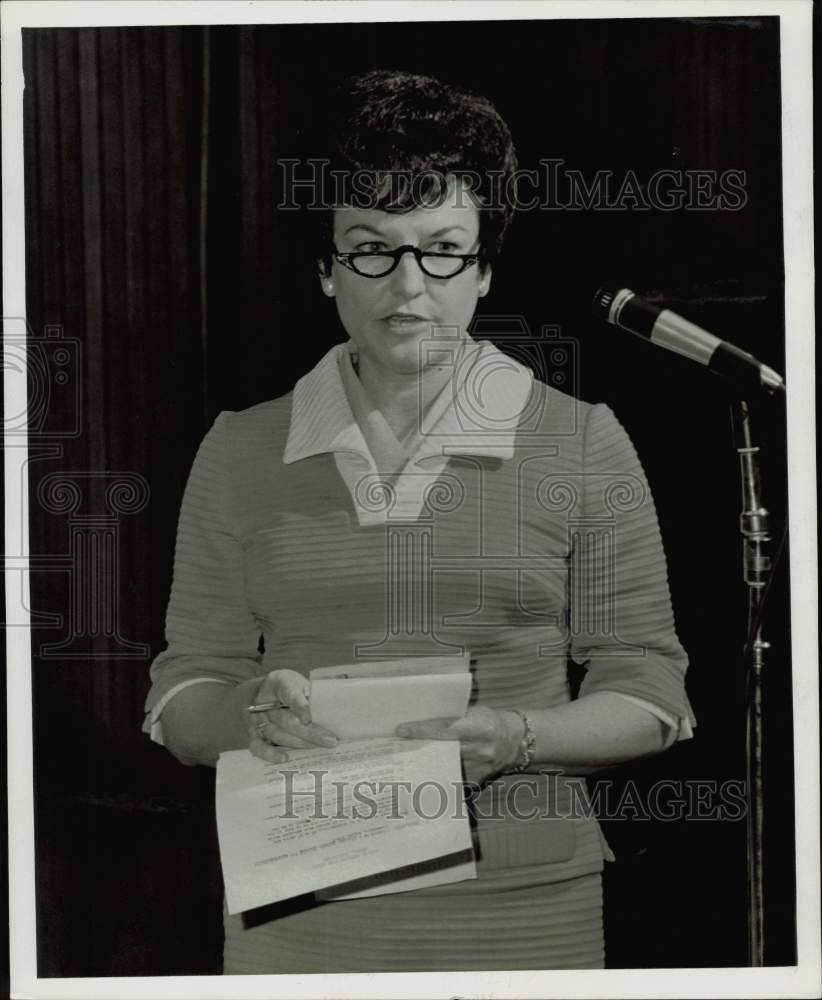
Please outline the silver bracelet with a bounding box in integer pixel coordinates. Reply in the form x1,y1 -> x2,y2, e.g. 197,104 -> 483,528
510,709 -> 536,773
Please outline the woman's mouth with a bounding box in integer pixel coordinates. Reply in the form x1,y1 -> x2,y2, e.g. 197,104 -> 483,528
383,313 -> 430,330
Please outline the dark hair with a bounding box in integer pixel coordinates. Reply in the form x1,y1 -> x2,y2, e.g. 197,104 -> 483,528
308,70 -> 517,272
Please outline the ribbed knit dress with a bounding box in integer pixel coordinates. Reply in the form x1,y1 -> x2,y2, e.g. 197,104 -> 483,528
144,339 -> 693,972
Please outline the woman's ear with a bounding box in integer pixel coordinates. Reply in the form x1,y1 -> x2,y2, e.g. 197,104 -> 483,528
478,263 -> 492,298
317,258 -> 335,298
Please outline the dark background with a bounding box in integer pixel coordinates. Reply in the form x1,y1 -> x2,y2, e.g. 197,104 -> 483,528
22,18 -> 794,975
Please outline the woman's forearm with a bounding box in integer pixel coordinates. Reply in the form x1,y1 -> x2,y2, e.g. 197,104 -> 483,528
158,678 -> 263,767
522,691 -> 673,774
158,683 -> 673,774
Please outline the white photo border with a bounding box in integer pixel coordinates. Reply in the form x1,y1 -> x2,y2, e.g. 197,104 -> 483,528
3,2 -> 818,998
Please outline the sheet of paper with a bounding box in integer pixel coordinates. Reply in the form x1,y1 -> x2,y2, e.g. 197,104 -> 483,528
309,653 -> 471,680
216,737 -> 474,914
309,672 -> 471,741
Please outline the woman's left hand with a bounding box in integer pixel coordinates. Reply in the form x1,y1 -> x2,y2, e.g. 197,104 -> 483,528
395,706 -> 524,787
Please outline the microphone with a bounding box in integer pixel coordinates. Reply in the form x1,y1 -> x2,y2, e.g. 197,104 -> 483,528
592,285 -> 785,394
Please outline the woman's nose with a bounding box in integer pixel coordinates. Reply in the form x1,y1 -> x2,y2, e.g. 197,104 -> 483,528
389,250 -> 427,297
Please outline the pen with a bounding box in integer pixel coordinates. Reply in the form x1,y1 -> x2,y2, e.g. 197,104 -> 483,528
247,700 -> 285,713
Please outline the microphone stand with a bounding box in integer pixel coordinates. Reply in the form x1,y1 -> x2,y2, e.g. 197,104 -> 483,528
590,285 -> 787,965
730,397 -> 773,968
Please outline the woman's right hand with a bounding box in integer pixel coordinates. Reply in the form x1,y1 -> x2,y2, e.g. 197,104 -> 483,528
245,669 -> 339,764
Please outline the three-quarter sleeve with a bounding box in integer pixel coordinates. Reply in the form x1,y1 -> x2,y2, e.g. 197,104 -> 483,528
569,403 -> 695,730
142,411 -> 264,738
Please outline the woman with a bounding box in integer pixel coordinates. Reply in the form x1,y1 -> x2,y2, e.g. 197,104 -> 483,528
143,70 -> 694,972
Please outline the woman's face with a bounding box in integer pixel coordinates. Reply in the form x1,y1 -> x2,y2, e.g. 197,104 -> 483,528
323,181 -> 491,376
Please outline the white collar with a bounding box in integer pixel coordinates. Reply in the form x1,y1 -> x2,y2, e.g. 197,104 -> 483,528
283,336 -> 534,467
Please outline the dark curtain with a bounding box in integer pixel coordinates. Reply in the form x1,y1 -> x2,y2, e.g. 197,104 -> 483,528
23,19 -> 794,976
24,26 -> 221,975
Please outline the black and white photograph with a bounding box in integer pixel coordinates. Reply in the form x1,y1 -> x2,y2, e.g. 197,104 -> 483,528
3,1 -> 818,997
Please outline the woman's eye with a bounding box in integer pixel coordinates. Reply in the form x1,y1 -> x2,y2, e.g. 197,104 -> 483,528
358,242 -> 388,253
430,241 -> 459,253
